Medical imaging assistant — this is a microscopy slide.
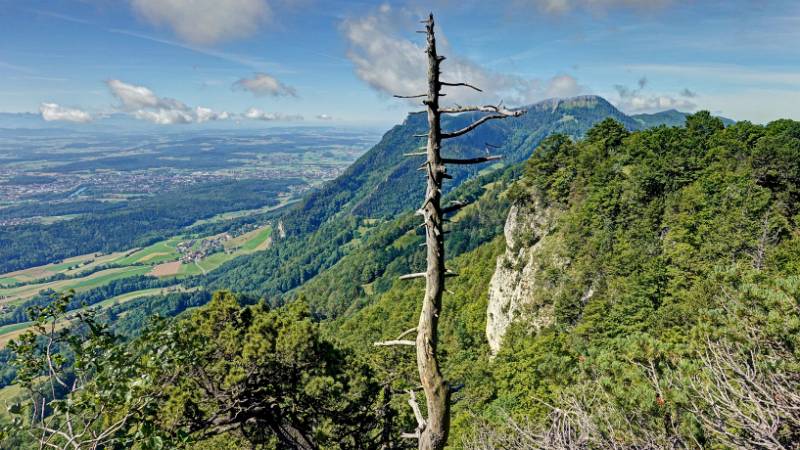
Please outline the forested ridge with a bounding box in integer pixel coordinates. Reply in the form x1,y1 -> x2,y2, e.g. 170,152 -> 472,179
3,112 -> 800,449
197,95 -> 690,308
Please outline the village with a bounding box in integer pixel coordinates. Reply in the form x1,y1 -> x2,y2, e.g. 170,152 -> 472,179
175,223 -> 261,264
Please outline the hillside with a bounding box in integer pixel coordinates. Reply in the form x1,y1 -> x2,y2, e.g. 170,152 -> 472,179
201,95 -> 700,311
332,113 -> 800,447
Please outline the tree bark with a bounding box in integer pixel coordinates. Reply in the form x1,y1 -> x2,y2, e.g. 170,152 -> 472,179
388,13 -> 524,449
416,14 -> 451,450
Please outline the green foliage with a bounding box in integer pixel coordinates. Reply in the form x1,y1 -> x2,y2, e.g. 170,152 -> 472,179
464,113 -> 800,447
199,95 -> 685,314
3,291 -> 385,449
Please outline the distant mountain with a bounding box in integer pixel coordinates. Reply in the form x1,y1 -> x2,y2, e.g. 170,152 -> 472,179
280,95 -> 672,235
631,109 -> 735,128
203,95 -> 705,305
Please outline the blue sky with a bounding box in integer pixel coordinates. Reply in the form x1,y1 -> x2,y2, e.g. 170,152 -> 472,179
1,0 -> 799,127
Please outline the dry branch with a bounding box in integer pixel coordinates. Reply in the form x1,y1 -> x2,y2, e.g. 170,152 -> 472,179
374,340 -> 416,347
440,82 -> 483,92
442,155 -> 502,165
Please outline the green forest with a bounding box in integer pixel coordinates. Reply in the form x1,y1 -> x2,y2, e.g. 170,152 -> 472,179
2,112 -> 799,448
0,179 -> 299,273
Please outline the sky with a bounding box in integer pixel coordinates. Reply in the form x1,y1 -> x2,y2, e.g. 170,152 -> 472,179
1,0 -> 799,128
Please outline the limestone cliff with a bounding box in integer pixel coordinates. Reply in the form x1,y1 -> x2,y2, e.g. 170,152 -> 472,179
486,194 -> 563,354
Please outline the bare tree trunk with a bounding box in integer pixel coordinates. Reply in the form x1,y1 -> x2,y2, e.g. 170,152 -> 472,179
378,13 -> 525,450
416,14 -> 450,450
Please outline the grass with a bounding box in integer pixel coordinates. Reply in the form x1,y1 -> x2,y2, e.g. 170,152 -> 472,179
71,266 -> 152,291
0,287 -> 179,349
240,227 -> 272,252
177,225 -> 272,276
0,321 -> 32,335
196,252 -> 233,272
0,276 -> 18,286
0,266 -> 153,305
113,237 -> 181,266
178,262 -> 204,276
91,287 -> 168,310
46,261 -> 81,272
0,384 -> 22,416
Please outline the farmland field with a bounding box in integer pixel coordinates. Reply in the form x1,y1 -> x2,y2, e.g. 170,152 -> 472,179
0,224 -> 273,307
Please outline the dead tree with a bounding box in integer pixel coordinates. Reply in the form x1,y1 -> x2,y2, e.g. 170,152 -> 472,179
375,14 -> 525,450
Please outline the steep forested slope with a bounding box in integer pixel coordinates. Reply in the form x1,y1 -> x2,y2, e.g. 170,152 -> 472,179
333,113 -> 800,448
200,96 -> 692,312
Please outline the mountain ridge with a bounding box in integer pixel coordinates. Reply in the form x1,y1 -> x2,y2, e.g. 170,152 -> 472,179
202,95 -> 724,312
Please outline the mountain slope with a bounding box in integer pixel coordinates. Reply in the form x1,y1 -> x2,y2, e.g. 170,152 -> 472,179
201,96 -> 723,314
281,95 -> 643,235
332,114 -> 800,447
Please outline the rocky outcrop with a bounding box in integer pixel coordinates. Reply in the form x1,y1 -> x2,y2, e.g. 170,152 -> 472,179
486,195 -> 562,354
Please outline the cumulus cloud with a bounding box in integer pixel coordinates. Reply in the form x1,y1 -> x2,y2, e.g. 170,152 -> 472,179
195,107 -> 231,123
233,73 -> 297,97
106,79 -> 229,124
527,0 -> 673,14
316,114 -> 334,120
243,107 -> 303,121
341,5 -> 584,106
130,0 -> 271,45
39,103 -> 92,123
106,79 -> 162,110
614,80 -> 695,113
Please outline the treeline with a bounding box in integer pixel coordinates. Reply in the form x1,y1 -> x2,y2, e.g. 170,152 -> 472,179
0,199 -> 123,221
0,178 -> 301,273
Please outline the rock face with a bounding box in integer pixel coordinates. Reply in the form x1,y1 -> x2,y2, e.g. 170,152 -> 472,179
486,195 -> 561,354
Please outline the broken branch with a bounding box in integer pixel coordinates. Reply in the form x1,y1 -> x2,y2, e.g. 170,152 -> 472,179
442,155 -> 502,165
374,340 -> 416,347
440,82 -> 483,92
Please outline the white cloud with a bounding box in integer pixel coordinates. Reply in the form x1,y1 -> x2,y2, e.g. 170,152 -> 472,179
341,5 -> 585,106
527,0 -> 673,14
106,79 -> 229,124
106,79 -> 161,109
545,74 -> 584,98
195,107 -> 231,123
133,109 -> 193,125
243,107 -> 303,121
316,114 -> 334,120
613,81 -> 695,113
39,103 -> 92,123
233,73 -> 297,97
130,0 -> 271,45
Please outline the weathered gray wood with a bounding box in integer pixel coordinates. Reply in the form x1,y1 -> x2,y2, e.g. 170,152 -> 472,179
388,13 -> 526,450
374,340 -> 416,347
440,81 -> 483,92
415,14 -> 450,450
